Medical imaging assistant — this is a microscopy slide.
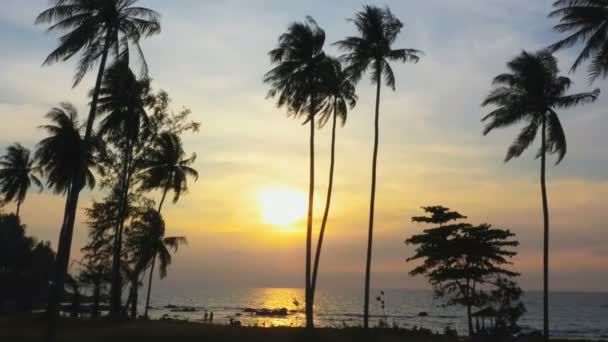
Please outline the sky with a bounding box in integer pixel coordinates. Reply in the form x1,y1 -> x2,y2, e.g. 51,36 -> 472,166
1,0 -> 607,293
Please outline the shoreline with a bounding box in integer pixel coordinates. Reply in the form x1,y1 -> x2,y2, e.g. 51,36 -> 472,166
1,314 -> 605,342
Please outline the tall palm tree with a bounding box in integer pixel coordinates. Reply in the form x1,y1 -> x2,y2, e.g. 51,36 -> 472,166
127,209 -> 186,318
36,1 -> 160,336
264,16 -> 332,328
36,102 -> 100,250
310,60 -> 357,301
97,62 -> 151,317
0,144 -> 43,218
139,132 -> 198,213
549,0 -> 608,83
335,5 -> 421,328
482,50 -> 599,342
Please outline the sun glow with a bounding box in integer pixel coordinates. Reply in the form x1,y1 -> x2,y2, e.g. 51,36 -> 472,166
260,188 -> 307,228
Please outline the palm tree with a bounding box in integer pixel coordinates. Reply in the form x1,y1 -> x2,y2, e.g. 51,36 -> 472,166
36,103 -> 98,197
334,5 -> 421,328
549,0 -> 608,83
264,16 -> 332,328
97,62 -> 151,317
36,1 -> 160,336
0,144 -> 43,218
127,209 -> 186,318
36,102 -> 100,242
482,50 -> 599,342
310,60 -> 357,301
139,132 -> 198,213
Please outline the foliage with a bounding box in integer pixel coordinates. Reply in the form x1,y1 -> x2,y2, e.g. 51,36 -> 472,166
138,132 -> 198,210
486,278 -> 527,336
0,214 -> 55,312
334,5 -> 421,88
406,206 -> 519,335
549,0 -> 608,82
411,206 -> 467,226
482,50 -> 599,164
35,0 -> 161,86
0,144 -> 42,214
36,103 -> 101,194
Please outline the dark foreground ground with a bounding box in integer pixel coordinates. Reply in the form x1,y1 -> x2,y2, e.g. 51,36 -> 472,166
0,314 -> 601,342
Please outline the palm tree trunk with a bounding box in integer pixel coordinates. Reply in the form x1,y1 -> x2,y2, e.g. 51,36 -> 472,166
363,61 -> 382,329
130,280 -> 138,320
158,186 -> 169,213
466,279 -> 473,336
92,279 -> 100,318
15,199 -> 22,218
46,29 -> 112,342
311,108 -> 337,300
541,115 -> 550,342
305,98 -> 315,329
110,141 -> 135,317
144,255 -> 156,319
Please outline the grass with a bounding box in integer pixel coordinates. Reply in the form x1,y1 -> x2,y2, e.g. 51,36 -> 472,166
0,314 -> 601,342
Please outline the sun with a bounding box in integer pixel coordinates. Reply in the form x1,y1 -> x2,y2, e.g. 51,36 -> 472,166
259,188 -> 307,228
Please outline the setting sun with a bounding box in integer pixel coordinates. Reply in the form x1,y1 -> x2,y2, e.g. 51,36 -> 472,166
259,188 -> 307,227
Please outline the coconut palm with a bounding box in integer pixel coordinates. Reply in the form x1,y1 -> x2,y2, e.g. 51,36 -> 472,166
126,209 -> 186,318
96,62 -> 151,316
549,0 -> 608,82
36,103 -> 98,197
36,1 -> 160,335
139,132 -> 198,213
334,5 -> 421,328
0,144 -> 42,218
310,60 -> 357,301
482,50 -> 599,341
264,16 -> 333,328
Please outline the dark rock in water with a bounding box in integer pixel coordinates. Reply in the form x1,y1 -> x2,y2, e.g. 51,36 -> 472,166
165,304 -> 178,309
169,306 -> 198,313
243,307 -> 289,317
418,312 -> 428,317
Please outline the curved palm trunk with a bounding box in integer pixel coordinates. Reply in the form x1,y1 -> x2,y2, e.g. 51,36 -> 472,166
364,62 -> 382,329
46,30 -> 112,342
142,187 -> 169,318
305,107 -> 315,329
311,109 -> 337,300
143,255 -> 156,319
158,186 -> 169,214
541,116 -> 550,342
110,141 -> 135,317
15,198 -> 22,218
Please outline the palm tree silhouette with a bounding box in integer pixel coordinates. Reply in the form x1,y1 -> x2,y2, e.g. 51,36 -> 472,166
335,5 -> 421,328
36,103 -> 98,197
264,16 -> 332,328
128,209 -> 186,319
97,62 -> 151,317
549,0 -> 608,83
311,60 -> 357,301
139,132 -> 198,214
138,132 -> 197,317
482,50 -> 599,342
36,1 -> 160,336
0,144 -> 42,218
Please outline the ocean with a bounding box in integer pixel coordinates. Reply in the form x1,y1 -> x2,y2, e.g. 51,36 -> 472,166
144,288 -> 608,340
